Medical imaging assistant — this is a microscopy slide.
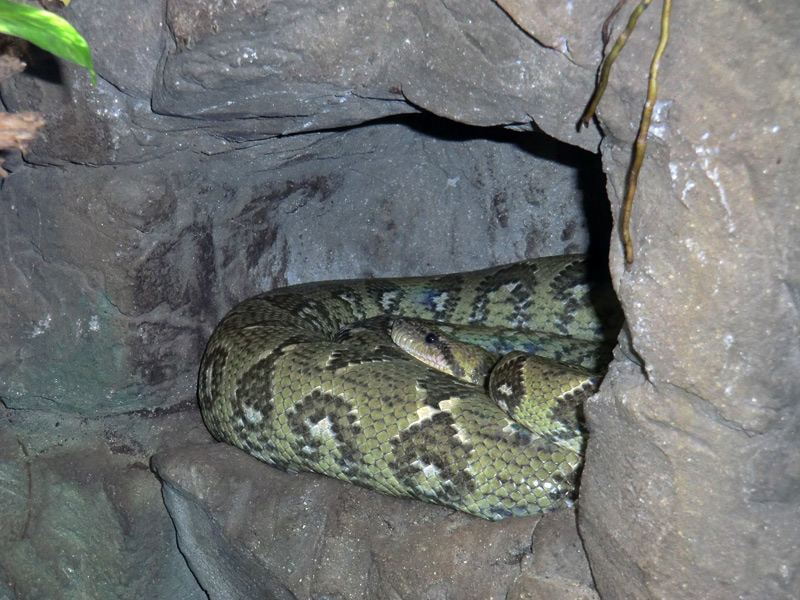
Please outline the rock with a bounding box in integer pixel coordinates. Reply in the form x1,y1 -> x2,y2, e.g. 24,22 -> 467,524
0,0 -> 601,168
155,0 -> 602,149
576,2 -> 800,598
0,119 -> 600,413
0,405 -> 206,599
152,430 -> 597,600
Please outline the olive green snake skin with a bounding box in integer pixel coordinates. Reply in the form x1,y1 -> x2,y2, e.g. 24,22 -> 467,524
198,254 -> 622,520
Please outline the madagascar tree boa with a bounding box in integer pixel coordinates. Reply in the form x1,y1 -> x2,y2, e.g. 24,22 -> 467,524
198,254 -> 622,519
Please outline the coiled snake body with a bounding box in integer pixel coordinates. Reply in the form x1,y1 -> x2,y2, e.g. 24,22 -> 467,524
198,254 -> 621,520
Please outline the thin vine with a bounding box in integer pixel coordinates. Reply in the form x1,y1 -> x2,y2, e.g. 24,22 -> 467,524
581,0 -> 672,264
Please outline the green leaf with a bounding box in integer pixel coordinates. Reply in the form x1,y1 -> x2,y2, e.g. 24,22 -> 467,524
0,0 -> 95,84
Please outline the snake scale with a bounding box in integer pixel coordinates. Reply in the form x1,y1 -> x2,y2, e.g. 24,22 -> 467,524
198,254 -> 622,520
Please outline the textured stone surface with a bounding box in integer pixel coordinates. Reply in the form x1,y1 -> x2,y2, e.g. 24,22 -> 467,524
496,0 -> 616,67
577,2 -> 800,598
0,119 -> 600,413
155,0 -> 602,149
0,406 -> 206,600
152,433 -> 596,600
0,0 -> 602,169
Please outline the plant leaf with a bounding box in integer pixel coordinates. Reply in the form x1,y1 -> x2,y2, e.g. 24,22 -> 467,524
0,0 -> 95,84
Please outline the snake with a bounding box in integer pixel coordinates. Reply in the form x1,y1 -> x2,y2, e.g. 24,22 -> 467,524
198,254 -> 622,520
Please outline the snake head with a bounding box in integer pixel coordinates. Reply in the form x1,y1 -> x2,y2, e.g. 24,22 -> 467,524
390,318 -> 496,387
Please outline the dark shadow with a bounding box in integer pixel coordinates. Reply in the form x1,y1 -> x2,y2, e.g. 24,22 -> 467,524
18,44 -> 64,85
0,36 -> 64,85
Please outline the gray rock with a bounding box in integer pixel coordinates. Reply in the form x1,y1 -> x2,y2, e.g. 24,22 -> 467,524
576,1 -> 800,598
0,0 -> 601,167
0,407 -> 205,600
0,120 -> 597,413
155,0 -> 601,149
152,433 -> 596,600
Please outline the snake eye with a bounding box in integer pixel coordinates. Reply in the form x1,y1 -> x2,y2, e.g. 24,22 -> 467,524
425,332 -> 438,344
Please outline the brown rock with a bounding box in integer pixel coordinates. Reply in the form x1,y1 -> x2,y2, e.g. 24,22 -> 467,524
152,431 -> 596,600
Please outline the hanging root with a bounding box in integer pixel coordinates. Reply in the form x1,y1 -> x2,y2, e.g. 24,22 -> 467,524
580,0 -> 652,129
580,0 -> 672,264
622,0 -> 671,263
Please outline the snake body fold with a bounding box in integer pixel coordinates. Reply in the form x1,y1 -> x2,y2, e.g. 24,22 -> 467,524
198,254 -> 621,519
